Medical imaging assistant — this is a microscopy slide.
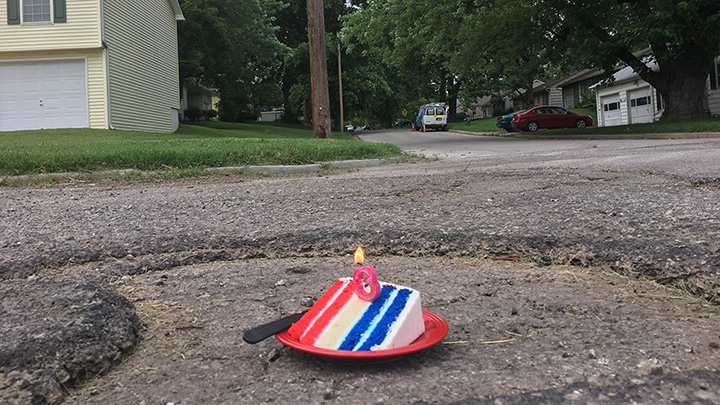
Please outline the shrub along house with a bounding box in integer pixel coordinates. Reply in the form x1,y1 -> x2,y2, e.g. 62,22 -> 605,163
0,0 -> 184,133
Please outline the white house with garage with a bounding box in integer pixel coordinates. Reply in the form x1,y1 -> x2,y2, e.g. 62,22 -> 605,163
0,0 -> 184,133
593,56 -> 720,127
592,60 -> 662,127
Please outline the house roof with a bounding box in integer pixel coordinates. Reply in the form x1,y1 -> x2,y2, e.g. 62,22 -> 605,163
589,59 -> 659,89
473,95 -> 492,108
472,80 -> 544,107
533,77 -> 565,92
558,67 -> 606,86
613,59 -> 659,83
169,0 -> 185,21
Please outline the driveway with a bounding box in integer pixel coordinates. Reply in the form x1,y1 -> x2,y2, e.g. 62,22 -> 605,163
2,137 -> 720,404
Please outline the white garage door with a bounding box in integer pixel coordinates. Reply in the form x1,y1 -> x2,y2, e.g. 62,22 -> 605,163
628,87 -> 653,124
601,94 -> 622,126
0,59 -> 89,131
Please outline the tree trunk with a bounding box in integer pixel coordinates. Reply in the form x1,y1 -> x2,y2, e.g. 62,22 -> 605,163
281,65 -> 297,123
521,73 -> 535,108
447,78 -> 461,122
306,0 -> 332,138
661,76 -> 708,121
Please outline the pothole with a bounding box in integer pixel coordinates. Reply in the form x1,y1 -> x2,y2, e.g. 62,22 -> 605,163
62,256 -> 720,404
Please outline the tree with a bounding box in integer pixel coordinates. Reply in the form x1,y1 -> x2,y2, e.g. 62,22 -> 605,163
273,0 -> 346,125
453,1 -> 552,110
545,0 -> 720,120
341,0 -> 468,122
178,0 -> 286,121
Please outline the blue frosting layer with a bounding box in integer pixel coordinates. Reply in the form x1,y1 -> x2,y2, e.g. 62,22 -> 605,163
356,288 -> 412,351
337,285 -> 395,350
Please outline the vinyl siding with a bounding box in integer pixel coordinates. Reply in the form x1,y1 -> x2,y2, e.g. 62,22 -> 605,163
0,48 -> 108,129
0,0 -> 101,52
618,90 -> 629,124
103,0 -> 180,133
708,90 -> 720,116
548,88 -> 563,106
707,57 -> 720,116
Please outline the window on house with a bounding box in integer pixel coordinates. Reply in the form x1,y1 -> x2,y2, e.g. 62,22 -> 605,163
22,0 -> 52,23
630,96 -> 651,107
7,0 -> 65,24
603,102 -> 620,112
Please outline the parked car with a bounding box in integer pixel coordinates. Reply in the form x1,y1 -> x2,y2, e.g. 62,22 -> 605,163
344,124 -> 355,132
510,106 -> 594,132
414,103 -> 448,132
496,110 -> 526,132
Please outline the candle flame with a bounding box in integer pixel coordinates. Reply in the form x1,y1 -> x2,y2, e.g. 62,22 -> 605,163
354,246 -> 365,264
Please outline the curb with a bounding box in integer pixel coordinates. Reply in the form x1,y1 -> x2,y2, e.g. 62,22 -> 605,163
0,157 -> 407,187
511,132 -> 720,140
450,129 -> 720,140
449,130 -> 510,137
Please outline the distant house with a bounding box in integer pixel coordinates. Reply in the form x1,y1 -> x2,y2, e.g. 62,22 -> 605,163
592,55 -> 720,127
0,0 -> 185,133
467,80 -> 544,118
469,91 -> 514,119
531,78 -> 564,107
558,68 -> 605,109
259,110 -> 284,122
524,69 -> 605,109
180,79 -> 218,120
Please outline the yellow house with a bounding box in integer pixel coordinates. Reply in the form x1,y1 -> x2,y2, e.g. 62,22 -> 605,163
0,0 -> 184,133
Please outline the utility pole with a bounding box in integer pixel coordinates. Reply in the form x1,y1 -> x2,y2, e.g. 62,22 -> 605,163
306,0 -> 331,138
338,42 -> 344,133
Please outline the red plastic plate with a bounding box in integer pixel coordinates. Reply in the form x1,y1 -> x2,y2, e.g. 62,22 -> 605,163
276,310 -> 448,363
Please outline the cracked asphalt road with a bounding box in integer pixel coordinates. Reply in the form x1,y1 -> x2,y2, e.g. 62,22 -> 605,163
1,136 -> 719,404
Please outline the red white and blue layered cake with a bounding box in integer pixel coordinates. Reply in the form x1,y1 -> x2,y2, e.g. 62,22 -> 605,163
287,275 -> 425,351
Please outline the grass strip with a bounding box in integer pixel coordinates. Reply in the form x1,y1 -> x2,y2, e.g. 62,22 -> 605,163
0,122 -> 403,176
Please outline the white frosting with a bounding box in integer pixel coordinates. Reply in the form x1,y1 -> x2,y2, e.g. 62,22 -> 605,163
372,290 -> 424,350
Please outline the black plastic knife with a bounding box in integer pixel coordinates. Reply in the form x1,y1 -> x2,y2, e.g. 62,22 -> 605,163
243,310 -> 307,344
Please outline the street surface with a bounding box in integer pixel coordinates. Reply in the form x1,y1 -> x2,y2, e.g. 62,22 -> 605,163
358,128 -> 716,159
2,135 -> 720,404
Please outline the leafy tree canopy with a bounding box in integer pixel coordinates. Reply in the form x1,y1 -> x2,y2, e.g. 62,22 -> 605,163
546,0 -> 720,119
180,0 -> 720,124
178,0 -> 287,121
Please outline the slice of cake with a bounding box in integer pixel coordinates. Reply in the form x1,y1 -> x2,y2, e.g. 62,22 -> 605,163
287,277 -> 425,351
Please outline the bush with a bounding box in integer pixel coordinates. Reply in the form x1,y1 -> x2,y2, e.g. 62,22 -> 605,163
203,109 -> 218,120
580,90 -> 597,108
183,107 -> 203,122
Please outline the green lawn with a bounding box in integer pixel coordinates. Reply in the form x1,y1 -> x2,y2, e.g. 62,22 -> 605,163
448,118 -> 504,133
0,121 -> 403,176
541,115 -> 720,135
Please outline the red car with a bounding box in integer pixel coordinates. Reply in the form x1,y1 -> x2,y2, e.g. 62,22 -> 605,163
511,106 -> 593,132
